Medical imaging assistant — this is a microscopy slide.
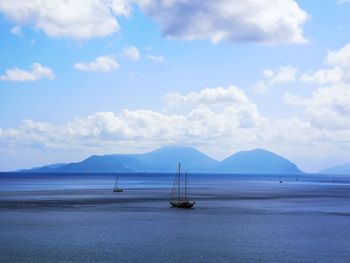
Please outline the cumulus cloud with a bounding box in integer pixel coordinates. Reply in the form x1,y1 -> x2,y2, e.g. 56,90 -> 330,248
138,0 -> 309,44
300,67 -> 344,85
74,56 -> 120,72
285,85 -> 350,130
0,86 -> 267,152
300,44 -> 350,85
325,44 -> 350,68
0,0 -> 309,44
122,46 -> 141,61
286,43 -> 350,131
0,63 -> 54,82
0,0 -> 132,39
2,85 -> 350,171
254,66 -> 297,93
267,66 -> 297,84
0,86 -> 327,150
3,84 -> 340,152
165,86 -> 250,108
147,55 -> 164,63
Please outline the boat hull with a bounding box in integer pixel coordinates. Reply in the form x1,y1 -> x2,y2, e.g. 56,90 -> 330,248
170,201 -> 195,209
113,188 -> 124,192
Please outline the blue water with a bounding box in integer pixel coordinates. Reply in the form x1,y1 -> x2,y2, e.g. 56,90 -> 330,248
0,172 -> 350,262
1,172 -> 349,192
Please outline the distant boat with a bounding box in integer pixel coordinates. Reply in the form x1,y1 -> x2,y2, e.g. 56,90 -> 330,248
113,176 -> 123,192
170,163 -> 195,209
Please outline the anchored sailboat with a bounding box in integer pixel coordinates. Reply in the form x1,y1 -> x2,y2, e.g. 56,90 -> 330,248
170,163 -> 195,209
113,175 -> 123,192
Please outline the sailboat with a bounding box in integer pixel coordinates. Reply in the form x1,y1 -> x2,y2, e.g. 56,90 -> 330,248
170,163 -> 195,209
113,176 -> 123,192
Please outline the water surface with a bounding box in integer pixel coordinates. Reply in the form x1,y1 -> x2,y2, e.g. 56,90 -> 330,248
0,173 -> 349,262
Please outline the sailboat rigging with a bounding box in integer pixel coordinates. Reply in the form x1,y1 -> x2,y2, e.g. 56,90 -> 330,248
170,163 -> 195,209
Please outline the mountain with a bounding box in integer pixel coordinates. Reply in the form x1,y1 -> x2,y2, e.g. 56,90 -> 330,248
217,148 -> 302,174
46,146 -> 218,173
20,163 -> 66,172
24,146 -> 302,174
126,146 -> 219,172
54,155 -> 134,173
320,163 -> 350,175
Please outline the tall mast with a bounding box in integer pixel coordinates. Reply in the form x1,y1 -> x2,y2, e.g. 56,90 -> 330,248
185,172 -> 188,202
170,164 -> 179,202
178,163 -> 181,203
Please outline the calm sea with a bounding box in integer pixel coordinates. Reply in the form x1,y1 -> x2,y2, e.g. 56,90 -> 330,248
0,172 -> 349,192
1,172 -> 350,262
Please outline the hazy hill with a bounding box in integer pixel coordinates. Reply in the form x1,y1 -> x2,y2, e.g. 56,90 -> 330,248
320,163 -> 350,175
217,149 -> 302,174
52,146 -> 218,173
25,146 -> 302,174
20,163 -> 66,172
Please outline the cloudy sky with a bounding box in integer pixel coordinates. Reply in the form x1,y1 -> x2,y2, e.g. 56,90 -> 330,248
0,0 -> 350,172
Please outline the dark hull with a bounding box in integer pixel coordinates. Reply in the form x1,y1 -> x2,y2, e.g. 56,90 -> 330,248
170,201 -> 195,209
113,188 -> 124,192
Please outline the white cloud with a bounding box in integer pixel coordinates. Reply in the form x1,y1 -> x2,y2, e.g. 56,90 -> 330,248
300,67 -> 344,85
0,86 -> 315,150
164,86 -> 250,108
138,0 -> 309,44
325,43 -> 350,68
300,44 -> 350,85
253,65 -> 297,93
0,86 -> 267,150
74,56 -> 120,72
10,25 -> 22,36
286,84 -> 350,130
0,63 -> 54,82
0,0 -> 132,39
286,43 -> 350,131
2,85 -> 350,172
122,46 -> 141,61
0,0 -> 309,44
147,55 -> 164,63
269,66 -> 298,84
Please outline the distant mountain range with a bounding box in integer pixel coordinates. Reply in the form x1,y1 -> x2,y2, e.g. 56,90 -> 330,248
22,146 -> 303,174
320,163 -> 350,175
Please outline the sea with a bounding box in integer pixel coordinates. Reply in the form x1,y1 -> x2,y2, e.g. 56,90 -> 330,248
0,172 -> 349,263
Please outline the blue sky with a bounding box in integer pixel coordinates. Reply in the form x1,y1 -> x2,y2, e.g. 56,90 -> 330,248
1,0 -> 350,172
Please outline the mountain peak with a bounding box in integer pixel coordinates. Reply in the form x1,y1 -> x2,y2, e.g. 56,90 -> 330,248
218,148 -> 301,174
23,146 -> 302,174
149,145 -> 199,153
239,148 -> 279,155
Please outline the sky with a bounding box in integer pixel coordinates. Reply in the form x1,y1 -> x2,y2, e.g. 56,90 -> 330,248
0,0 -> 350,172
